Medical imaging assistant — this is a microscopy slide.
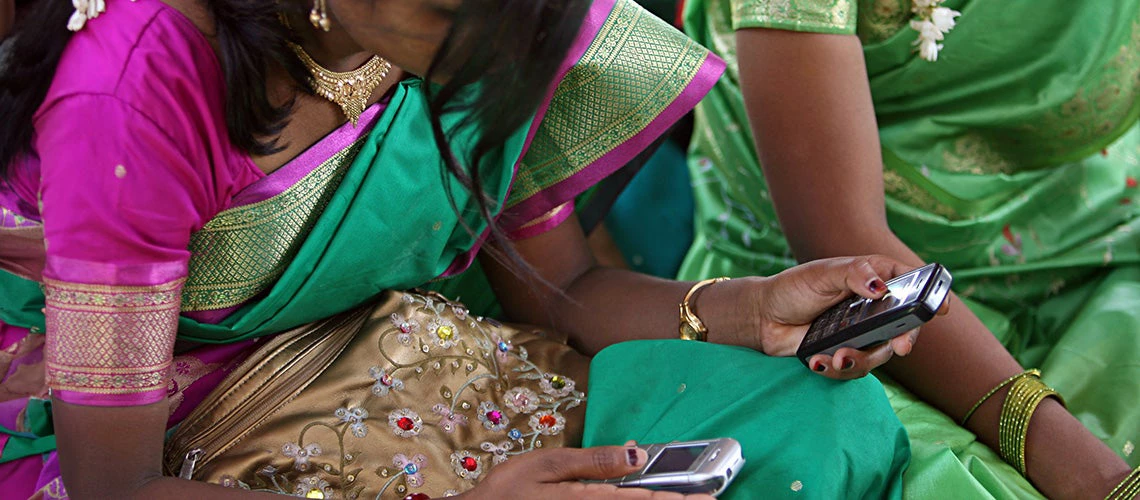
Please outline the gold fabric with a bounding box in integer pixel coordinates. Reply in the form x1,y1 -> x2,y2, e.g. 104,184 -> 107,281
43,277 -> 184,396
164,290 -> 589,499
506,0 -> 711,208
180,140 -> 364,312
731,0 -> 857,34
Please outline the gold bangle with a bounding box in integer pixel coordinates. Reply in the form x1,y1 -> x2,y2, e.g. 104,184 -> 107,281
960,369 -> 1042,426
1106,466 -> 1140,500
679,277 -> 729,342
997,374 -> 1064,476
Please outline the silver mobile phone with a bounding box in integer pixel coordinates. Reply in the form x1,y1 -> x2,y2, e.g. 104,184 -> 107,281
598,438 -> 744,496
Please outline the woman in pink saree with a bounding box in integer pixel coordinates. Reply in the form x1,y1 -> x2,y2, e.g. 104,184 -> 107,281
0,0 -> 923,497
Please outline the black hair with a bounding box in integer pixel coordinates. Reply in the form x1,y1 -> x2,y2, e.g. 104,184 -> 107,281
0,0 -> 591,271
423,0 -> 590,278
0,0 -> 74,174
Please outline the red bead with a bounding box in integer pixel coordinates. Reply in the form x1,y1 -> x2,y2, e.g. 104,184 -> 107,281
461,456 -> 478,471
397,417 -> 415,431
380,374 -> 393,386
1128,177 -> 1138,188
539,415 -> 557,428
486,410 -> 503,425
403,494 -> 430,500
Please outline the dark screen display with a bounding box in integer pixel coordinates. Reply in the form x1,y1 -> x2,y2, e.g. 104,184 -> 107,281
645,445 -> 706,475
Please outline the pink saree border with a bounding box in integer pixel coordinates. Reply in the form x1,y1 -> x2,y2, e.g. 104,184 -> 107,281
228,102 -> 386,208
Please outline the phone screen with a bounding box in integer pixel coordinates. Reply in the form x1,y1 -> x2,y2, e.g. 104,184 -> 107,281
645,445 -> 707,475
863,266 -> 930,318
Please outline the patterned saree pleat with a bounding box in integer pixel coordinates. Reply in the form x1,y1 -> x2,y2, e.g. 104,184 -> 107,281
180,140 -> 365,312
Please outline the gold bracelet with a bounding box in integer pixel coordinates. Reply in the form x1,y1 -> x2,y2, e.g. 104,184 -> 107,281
1106,466 -> 1140,500
997,374 -> 1064,476
679,277 -> 730,342
960,369 -> 1042,426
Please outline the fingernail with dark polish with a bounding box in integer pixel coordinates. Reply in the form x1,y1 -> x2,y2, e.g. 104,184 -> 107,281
813,363 -> 827,372
627,448 -> 639,466
868,279 -> 887,294
842,358 -> 855,370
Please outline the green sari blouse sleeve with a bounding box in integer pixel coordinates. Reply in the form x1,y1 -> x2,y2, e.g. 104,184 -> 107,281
730,0 -> 857,35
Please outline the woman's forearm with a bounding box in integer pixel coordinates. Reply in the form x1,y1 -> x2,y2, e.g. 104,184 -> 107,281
792,228 -> 1129,498
491,261 -> 756,355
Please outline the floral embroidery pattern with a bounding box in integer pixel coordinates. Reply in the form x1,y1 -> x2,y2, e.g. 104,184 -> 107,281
529,410 -> 567,436
295,475 -> 333,498
428,319 -> 460,349
394,453 -> 428,487
477,401 -> 509,432
480,440 -> 514,465
503,387 -> 539,414
370,367 -> 405,397
228,291 -> 586,498
432,403 -> 470,433
336,407 -> 370,438
389,408 -> 424,438
282,442 -> 323,471
539,374 -> 575,398
390,314 -> 420,345
450,451 -> 484,480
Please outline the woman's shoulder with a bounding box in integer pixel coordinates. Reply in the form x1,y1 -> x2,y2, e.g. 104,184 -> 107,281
37,0 -> 224,125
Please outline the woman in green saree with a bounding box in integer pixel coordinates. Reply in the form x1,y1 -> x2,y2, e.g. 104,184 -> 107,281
0,0 -> 922,497
680,0 -> 1140,497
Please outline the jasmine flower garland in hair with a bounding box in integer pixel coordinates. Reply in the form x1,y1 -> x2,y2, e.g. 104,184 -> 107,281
910,0 -> 961,62
67,0 -> 107,32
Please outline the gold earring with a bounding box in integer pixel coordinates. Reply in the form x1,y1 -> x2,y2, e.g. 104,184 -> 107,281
308,0 -> 330,31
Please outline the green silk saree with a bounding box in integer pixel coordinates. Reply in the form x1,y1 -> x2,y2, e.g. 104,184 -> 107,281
681,0 -> 1140,497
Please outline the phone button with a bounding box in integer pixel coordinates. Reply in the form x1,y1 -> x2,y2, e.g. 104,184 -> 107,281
707,448 -> 720,461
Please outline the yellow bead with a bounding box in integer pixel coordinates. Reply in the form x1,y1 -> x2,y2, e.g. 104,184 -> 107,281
306,489 -> 325,499
550,376 -> 566,389
437,325 -> 454,341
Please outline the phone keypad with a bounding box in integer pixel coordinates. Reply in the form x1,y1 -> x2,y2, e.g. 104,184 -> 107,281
803,296 -> 863,344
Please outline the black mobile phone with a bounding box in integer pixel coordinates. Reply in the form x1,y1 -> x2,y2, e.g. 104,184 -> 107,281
796,263 -> 952,366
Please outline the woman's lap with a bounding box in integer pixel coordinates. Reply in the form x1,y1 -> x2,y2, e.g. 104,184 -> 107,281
583,340 -> 908,499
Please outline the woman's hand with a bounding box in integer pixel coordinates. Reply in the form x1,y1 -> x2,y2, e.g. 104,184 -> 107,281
461,444 -> 715,500
708,256 -> 947,380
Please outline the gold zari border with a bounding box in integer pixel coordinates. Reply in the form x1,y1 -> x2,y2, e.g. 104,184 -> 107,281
507,0 -> 710,207
44,277 -> 183,396
180,140 -> 364,311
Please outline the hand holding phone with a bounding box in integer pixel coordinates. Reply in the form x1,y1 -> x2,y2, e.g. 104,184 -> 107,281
593,438 -> 744,496
796,263 -> 953,367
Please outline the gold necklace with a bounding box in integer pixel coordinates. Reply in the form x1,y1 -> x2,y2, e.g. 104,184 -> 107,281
289,43 -> 391,126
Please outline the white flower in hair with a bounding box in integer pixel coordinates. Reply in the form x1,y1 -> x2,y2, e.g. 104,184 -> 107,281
67,0 -> 106,32
909,0 -> 960,62
910,19 -> 944,42
930,7 -> 961,33
917,38 -> 943,62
